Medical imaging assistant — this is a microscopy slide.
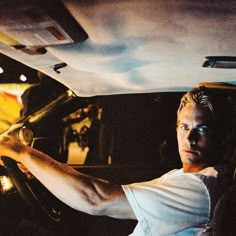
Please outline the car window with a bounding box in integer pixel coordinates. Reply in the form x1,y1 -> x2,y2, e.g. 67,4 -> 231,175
0,54 -> 184,168
1,53 -> 235,171
0,54 -> 38,133
63,92 -> 182,168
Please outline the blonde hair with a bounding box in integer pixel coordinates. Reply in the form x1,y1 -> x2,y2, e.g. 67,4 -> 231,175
177,86 -> 233,128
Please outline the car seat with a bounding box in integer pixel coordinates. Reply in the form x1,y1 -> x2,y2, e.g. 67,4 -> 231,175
212,150 -> 236,236
212,181 -> 236,235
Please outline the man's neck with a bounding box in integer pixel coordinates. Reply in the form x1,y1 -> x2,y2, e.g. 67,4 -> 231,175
183,163 -> 208,173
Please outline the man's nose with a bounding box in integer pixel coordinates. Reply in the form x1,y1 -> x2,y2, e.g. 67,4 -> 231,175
186,129 -> 198,143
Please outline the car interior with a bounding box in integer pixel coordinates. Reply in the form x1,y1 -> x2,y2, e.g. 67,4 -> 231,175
0,0 -> 235,235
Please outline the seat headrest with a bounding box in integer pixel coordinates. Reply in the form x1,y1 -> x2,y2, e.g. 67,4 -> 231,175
212,184 -> 236,236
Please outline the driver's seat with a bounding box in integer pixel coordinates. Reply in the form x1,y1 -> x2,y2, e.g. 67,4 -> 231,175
212,168 -> 236,236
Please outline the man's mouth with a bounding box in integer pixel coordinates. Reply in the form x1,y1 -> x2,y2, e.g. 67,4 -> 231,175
182,149 -> 199,155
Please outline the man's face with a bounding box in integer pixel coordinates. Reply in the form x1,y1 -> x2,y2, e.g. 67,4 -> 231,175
177,102 -> 217,171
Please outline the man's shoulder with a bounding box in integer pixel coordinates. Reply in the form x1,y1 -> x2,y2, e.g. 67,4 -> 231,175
198,166 -> 219,177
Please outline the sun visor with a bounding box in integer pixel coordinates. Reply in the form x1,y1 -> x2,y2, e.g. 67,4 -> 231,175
0,0 -> 88,55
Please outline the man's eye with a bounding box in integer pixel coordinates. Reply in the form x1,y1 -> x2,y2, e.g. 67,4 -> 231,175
179,125 -> 189,131
197,127 -> 209,134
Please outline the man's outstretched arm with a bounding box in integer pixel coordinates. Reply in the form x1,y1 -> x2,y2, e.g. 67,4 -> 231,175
0,135 -> 136,220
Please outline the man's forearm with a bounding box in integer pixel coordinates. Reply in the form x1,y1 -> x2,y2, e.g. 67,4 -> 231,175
0,136 -> 135,219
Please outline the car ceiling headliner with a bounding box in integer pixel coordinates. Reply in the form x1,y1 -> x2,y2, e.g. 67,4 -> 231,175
0,0 -> 235,96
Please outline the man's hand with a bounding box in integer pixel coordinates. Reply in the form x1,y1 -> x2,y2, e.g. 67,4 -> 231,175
0,135 -> 26,163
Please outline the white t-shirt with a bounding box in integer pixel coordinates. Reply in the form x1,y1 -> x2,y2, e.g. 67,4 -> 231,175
122,167 -> 221,236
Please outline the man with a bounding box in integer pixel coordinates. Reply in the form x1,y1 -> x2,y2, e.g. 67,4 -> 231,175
0,86 -> 234,235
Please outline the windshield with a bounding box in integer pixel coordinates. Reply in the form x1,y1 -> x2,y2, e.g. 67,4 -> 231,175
1,53 -> 235,171
0,54 -> 185,168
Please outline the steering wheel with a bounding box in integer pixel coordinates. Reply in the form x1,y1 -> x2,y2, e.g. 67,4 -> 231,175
2,156 -> 61,222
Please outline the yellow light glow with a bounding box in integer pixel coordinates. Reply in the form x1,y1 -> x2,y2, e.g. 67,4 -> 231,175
0,175 -> 14,193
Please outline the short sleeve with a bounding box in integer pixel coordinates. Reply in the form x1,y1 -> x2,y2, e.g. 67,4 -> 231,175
122,174 -> 211,236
